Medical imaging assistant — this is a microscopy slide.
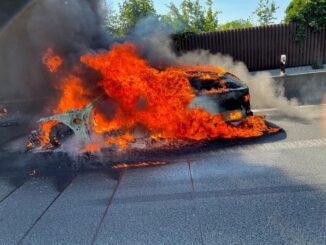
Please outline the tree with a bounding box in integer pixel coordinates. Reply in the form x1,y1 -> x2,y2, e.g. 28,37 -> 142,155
163,0 -> 220,33
117,0 -> 156,35
285,0 -> 326,32
254,0 -> 278,26
204,0 -> 220,31
102,1 -> 120,35
220,19 -> 254,31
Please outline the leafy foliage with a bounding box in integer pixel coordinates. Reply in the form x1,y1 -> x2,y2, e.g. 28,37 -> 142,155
102,1 -> 120,35
163,0 -> 221,33
254,0 -> 278,26
220,19 -> 254,31
204,0 -> 220,31
171,31 -> 196,52
115,0 -> 156,35
285,0 -> 326,40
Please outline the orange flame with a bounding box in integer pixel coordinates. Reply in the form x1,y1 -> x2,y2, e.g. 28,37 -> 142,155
54,75 -> 92,113
40,121 -> 57,145
112,161 -> 166,169
40,42 -> 277,150
105,133 -> 135,150
42,48 -> 63,73
83,143 -> 100,152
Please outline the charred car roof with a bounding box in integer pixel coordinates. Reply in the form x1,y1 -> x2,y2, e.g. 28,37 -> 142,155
185,70 -> 247,92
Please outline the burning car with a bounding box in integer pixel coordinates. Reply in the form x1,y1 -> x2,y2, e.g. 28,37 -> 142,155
26,43 -> 280,154
187,70 -> 252,126
35,70 -> 253,148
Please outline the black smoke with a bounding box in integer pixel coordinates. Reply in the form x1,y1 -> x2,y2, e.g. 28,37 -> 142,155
0,0 -> 112,106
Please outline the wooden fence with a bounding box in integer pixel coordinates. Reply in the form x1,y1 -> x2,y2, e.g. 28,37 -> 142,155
176,24 -> 326,71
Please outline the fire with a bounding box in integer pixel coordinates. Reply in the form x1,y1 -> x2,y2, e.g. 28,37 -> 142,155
39,42 -> 278,151
112,161 -> 166,169
83,143 -> 100,153
200,83 -> 227,95
105,133 -> 135,150
42,48 -> 63,73
54,75 -> 92,113
39,72 -> 94,146
40,120 -> 57,145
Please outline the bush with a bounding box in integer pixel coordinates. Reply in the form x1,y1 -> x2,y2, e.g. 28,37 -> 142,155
311,61 -> 325,70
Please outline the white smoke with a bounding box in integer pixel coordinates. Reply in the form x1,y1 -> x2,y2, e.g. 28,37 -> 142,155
177,50 -> 303,117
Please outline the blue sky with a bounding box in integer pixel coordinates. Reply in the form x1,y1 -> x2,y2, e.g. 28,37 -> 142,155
108,0 -> 292,24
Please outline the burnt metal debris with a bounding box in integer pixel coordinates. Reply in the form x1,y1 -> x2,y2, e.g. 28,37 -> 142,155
38,96 -> 103,143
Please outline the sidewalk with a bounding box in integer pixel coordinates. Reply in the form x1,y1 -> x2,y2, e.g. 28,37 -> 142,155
251,64 -> 326,76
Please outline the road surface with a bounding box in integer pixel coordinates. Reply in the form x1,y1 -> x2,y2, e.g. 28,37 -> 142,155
0,105 -> 326,244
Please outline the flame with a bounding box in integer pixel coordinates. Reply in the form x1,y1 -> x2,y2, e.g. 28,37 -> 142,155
105,132 -> 135,150
40,121 -> 57,145
39,73 -> 94,145
83,143 -> 100,152
39,42 -> 278,150
42,48 -> 63,73
53,75 -> 92,113
112,161 -> 166,169
200,84 -> 227,95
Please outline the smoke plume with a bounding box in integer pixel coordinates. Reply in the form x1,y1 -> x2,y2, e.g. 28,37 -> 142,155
127,15 -> 178,68
0,0 -> 111,107
177,50 -> 302,117
0,0 -> 303,120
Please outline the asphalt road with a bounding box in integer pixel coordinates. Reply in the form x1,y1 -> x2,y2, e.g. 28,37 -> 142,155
0,105 -> 326,244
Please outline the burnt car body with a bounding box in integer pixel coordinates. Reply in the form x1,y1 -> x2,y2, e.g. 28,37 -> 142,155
36,70 -> 254,148
187,71 -> 252,125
